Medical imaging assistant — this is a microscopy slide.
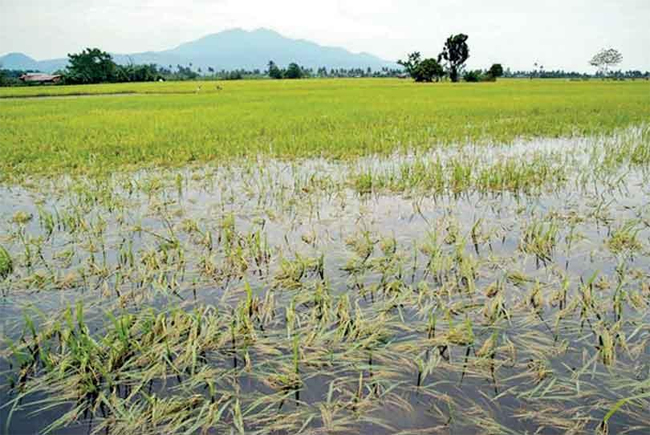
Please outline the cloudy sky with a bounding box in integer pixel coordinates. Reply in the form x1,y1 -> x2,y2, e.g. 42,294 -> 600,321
1,0 -> 649,71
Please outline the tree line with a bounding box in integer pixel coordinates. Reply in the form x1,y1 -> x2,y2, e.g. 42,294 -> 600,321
398,33 -> 502,83
396,37 -> 647,83
1,44 -> 647,87
0,47 -> 408,87
59,48 -> 164,84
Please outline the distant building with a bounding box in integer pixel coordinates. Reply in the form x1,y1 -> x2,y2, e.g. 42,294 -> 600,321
19,73 -> 62,84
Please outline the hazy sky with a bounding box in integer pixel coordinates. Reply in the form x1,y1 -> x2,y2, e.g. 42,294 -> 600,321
1,0 -> 649,71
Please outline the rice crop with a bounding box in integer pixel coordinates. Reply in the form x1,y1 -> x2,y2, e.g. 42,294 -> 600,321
1,78 -> 649,180
1,78 -> 650,434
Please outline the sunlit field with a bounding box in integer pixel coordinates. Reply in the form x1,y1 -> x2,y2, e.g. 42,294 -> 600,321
1,78 -> 650,434
1,78 -> 649,178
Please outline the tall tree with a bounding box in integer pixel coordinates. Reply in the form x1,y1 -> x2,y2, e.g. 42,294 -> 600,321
65,48 -> 119,84
439,34 -> 470,82
589,48 -> 623,78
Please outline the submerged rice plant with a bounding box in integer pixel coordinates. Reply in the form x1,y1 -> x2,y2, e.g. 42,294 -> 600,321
1,80 -> 650,434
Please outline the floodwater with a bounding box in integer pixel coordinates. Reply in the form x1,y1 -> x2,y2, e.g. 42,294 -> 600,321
1,135 -> 650,434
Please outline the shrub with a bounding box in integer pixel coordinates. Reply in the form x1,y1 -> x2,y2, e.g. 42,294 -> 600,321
463,70 -> 485,82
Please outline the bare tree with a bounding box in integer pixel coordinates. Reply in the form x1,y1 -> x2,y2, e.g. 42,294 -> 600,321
589,48 -> 623,78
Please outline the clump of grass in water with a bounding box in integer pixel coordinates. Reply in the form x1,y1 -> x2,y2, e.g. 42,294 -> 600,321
606,221 -> 643,254
520,217 -> 559,263
597,324 -> 616,366
0,244 -> 13,280
351,150 -> 569,196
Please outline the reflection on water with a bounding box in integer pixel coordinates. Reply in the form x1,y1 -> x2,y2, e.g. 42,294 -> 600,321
1,135 -> 650,434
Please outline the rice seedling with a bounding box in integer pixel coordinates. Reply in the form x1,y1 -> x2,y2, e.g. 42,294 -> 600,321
520,217 -> 559,263
606,220 -> 643,254
0,244 -> 13,281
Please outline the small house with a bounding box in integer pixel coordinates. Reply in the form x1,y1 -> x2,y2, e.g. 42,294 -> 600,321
19,73 -> 62,84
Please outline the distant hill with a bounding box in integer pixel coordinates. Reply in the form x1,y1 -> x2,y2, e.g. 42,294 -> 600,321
0,28 -> 397,73
0,53 -> 39,70
0,52 -> 68,73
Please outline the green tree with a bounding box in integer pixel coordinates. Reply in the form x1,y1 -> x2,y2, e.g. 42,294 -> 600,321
175,65 -> 199,80
120,64 -> 160,82
397,52 -> 422,78
487,63 -> 504,81
463,70 -> 484,82
439,34 -> 470,83
284,63 -> 303,79
268,61 -> 283,79
65,48 -> 119,84
489,64 -> 503,78
413,58 -> 445,82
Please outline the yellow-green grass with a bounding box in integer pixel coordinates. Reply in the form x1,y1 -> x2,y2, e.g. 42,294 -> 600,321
1,78 -> 649,178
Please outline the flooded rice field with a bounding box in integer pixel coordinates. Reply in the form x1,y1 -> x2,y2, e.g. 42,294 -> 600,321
1,129 -> 650,434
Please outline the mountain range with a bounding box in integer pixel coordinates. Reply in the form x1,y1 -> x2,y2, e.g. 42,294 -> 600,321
0,28 -> 397,73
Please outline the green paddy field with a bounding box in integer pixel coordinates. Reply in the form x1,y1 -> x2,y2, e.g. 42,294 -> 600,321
1,78 -> 649,177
